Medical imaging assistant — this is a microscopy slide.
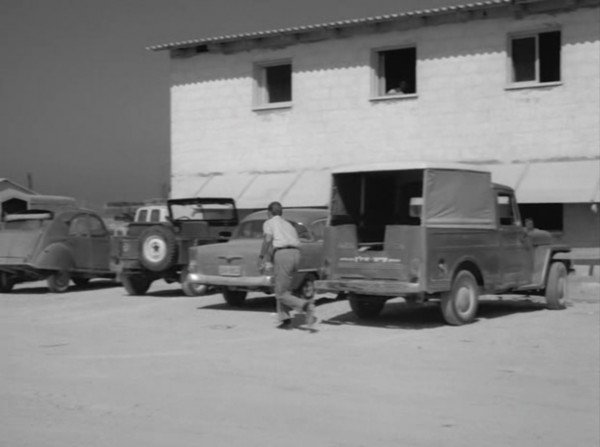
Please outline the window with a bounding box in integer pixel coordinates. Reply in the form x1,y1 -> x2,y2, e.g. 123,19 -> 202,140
309,219 -> 327,241
69,216 -> 90,236
255,61 -> 292,107
374,47 -> 417,96
497,194 -> 521,226
88,216 -> 107,236
150,209 -> 161,222
510,30 -> 561,84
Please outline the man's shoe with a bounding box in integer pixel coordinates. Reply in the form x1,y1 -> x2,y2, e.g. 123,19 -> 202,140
276,319 -> 292,329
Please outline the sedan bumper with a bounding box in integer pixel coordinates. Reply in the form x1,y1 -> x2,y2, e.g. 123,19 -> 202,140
187,272 -> 274,288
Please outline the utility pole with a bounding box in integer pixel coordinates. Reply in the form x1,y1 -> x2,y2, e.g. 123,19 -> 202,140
27,173 -> 34,191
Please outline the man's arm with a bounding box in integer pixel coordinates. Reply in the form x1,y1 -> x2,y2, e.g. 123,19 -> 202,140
259,233 -> 274,262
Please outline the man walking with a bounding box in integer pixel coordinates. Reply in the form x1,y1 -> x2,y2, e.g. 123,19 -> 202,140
259,201 -> 317,329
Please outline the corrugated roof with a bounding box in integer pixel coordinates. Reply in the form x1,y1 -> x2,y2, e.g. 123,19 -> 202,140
147,0 -> 514,51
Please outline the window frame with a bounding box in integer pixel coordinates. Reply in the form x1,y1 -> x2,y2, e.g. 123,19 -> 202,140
370,44 -> 418,101
253,59 -> 293,110
506,28 -> 562,89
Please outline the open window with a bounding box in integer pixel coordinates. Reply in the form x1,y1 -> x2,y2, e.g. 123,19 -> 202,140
374,46 -> 417,97
509,30 -> 561,85
254,60 -> 292,107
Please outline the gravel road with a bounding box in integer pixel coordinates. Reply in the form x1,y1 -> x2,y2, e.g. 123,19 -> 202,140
1,277 -> 598,447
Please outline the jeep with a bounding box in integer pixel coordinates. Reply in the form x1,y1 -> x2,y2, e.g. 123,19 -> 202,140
315,162 -> 571,325
111,197 -> 238,295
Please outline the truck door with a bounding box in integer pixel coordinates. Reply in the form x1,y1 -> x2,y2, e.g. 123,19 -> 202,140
497,192 -> 533,286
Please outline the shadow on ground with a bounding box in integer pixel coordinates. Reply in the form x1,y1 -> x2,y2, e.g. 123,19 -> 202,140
321,296 -> 549,330
7,279 -> 120,295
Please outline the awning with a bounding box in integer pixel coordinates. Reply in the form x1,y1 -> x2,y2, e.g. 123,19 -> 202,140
483,160 -> 600,204
482,163 -> 527,190
282,169 -> 331,208
194,172 -> 256,200
236,171 -> 300,209
171,170 -> 331,209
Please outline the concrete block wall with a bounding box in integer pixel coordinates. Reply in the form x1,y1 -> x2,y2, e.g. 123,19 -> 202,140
169,7 -> 599,196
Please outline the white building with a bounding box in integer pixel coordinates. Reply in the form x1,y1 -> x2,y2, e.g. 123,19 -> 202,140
150,0 -> 600,247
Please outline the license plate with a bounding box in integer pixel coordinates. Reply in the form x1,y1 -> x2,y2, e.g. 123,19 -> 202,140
218,265 -> 241,276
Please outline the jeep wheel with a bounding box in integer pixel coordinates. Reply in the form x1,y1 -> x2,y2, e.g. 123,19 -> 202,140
441,270 -> 479,325
47,270 -> 70,293
139,226 -> 178,272
122,274 -> 152,296
223,288 -> 247,307
0,272 -> 15,293
349,294 -> 385,319
545,262 -> 568,310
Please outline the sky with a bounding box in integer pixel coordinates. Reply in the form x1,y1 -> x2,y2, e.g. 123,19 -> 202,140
1,0 -> 446,210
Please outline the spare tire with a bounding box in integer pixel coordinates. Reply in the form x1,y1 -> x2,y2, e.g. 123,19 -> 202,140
139,225 -> 178,272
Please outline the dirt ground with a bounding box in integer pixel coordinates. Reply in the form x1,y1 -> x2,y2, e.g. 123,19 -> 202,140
1,276 -> 598,447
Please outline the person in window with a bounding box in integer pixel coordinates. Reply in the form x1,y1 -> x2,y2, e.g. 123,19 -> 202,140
258,201 -> 317,329
387,80 -> 409,95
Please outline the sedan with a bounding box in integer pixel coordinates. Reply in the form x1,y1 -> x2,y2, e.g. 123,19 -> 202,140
184,208 -> 328,306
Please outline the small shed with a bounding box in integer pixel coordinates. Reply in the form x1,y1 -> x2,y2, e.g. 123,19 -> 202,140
0,179 -> 76,217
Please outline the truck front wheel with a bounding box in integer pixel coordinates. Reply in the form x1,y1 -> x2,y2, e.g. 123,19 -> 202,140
441,270 -> 479,325
349,294 -> 386,319
545,262 -> 567,310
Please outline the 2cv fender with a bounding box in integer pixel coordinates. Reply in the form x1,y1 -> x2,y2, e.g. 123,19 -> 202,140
34,242 -> 75,293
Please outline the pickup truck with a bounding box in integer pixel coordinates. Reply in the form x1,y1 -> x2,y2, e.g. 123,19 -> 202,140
111,197 -> 238,295
315,162 -> 571,325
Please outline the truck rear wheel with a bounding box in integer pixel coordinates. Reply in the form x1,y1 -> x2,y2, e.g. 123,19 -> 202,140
223,289 -> 247,307
122,274 -> 152,296
545,262 -> 567,310
441,270 -> 479,325
349,294 -> 385,319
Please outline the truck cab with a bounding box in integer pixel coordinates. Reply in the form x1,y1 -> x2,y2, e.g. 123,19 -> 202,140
315,162 -> 571,325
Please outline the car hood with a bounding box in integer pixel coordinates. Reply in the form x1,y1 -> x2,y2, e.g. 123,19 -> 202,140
0,229 -> 43,263
188,239 -> 263,276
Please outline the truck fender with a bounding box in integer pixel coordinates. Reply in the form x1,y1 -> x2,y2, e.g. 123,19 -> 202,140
449,257 -> 484,288
540,249 -> 572,287
33,242 -> 75,271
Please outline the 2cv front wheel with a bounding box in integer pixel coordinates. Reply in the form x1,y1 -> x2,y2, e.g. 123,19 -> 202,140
441,270 -> 479,326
